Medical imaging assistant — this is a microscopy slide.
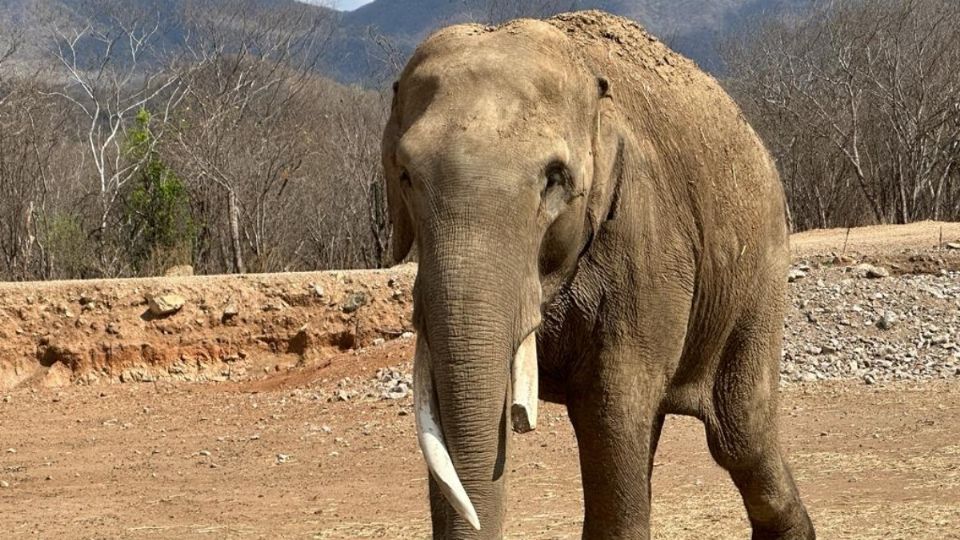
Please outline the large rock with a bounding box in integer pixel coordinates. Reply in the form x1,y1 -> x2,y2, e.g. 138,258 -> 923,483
854,263 -> 890,279
148,294 -> 186,317
788,269 -> 807,282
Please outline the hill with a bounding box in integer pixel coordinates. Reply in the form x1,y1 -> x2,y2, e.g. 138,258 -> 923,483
334,0 -> 807,78
0,0 -> 806,82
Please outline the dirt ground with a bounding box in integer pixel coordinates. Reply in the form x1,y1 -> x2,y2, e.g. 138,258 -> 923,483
790,220 -> 960,257
1,347 -> 958,539
1,222 -> 959,539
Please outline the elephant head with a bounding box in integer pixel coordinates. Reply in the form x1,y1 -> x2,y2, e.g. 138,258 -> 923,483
382,20 -> 626,538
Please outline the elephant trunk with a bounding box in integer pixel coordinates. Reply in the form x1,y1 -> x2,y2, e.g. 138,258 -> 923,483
413,230 -> 540,538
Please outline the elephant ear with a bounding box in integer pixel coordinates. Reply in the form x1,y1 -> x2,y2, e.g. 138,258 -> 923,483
587,76 -> 628,233
383,84 -> 415,264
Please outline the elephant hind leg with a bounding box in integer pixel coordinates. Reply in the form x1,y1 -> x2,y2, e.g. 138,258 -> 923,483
703,324 -> 815,540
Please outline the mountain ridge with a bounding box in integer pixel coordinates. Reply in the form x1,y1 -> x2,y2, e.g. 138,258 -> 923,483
0,0 -> 805,82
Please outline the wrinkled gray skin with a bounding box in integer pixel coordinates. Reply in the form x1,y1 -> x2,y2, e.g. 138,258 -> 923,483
382,11 -> 815,540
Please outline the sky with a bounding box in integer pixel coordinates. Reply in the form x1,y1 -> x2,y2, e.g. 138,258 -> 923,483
334,0 -> 375,10
299,0 -> 374,10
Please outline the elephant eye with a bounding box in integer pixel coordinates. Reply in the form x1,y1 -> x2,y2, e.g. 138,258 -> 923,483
399,169 -> 412,187
543,161 -> 568,194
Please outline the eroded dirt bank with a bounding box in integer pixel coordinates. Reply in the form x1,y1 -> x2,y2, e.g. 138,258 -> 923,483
2,222 -> 958,391
0,265 -> 416,390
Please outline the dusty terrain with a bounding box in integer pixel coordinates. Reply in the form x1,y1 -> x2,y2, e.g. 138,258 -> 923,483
1,222 -> 959,539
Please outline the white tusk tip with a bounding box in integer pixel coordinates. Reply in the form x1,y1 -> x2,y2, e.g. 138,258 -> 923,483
466,511 -> 481,531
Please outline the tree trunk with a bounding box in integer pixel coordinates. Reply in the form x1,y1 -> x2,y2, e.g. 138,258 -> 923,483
227,189 -> 245,274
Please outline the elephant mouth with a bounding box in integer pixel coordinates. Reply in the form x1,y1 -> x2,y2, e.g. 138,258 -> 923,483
413,332 -> 539,532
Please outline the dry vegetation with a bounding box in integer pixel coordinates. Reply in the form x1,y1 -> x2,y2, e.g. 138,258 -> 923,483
1,0 -> 958,284
0,0 -> 396,281
726,0 -> 960,230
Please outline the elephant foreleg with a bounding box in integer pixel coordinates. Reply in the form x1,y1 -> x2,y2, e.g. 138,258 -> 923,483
648,413 -> 665,500
567,362 -> 664,540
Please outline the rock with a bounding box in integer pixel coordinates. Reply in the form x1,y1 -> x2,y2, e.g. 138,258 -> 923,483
342,292 -> 368,314
876,311 -> 898,330
262,301 -> 288,312
313,285 -> 325,298
945,242 -> 960,250
148,294 -> 186,316
384,383 -> 410,400
863,373 -> 877,385
276,453 -> 291,464
854,263 -> 890,279
199,450 -> 212,457
401,331 -> 415,340
221,304 -> 239,322
0,480 -> 9,488
788,269 -> 807,282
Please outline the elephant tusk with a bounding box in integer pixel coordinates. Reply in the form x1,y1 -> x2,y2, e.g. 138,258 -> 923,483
511,332 -> 539,434
413,336 -> 482,531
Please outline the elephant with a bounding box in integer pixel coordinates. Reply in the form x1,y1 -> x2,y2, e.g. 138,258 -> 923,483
381,10 -> 815,540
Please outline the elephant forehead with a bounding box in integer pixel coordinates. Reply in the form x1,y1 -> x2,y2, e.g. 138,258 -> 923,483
405,30 -> 579,109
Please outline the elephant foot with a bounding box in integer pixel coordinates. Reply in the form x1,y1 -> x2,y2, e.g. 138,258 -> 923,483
751,507 -> 816,540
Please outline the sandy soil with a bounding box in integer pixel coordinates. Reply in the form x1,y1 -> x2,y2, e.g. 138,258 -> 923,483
790,220 -> 960,257
1,340 -> 957,539
1,223 -> 959,538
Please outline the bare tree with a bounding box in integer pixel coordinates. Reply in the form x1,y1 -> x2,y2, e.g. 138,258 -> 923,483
172,0 -> 335,274
47,6 -> 192,276
726,0 -> 960,229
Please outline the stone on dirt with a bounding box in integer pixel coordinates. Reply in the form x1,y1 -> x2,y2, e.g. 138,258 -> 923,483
221,303 -> 239,321
854,263 -> 890,279
148,294 -> 186,316
876,311 -> 899,330
341,292 -> 367,313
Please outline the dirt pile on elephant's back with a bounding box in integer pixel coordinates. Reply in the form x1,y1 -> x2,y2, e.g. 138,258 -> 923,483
0,266 -> 416,390
547,10 -> 700,86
